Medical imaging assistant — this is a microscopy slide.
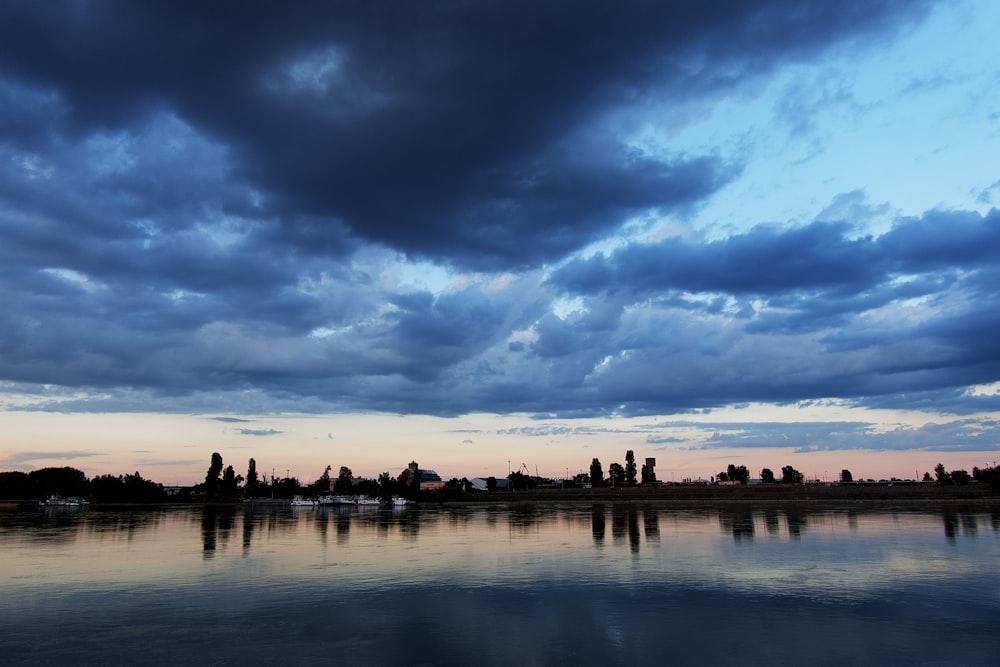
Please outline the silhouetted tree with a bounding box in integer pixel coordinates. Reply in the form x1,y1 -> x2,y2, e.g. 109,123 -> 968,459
334,466 -> 353,494
220,465 -> 242,494
29,467 -> 89,499
972,465 -> 1000,492
950,469 -> 971,485
760,468 -> 776,484
781,465 -> 804,484
269,476 -> 300,499
508,470 -> 529,491
377,471 -> 398,498
934,463 -> 952,486
625,450 -> 637,486
316,465 -> 332,491
353,477 -> 379,497
245,458 -> 260,497
922,471 -> 933,482
590,458 -> 603,488
727,464 -> 750,485
608,462 -> 626,487
205,453 -> 223,493
0,471 -> 31,499
840,469 -> 853,483
486,476 -> 497,492
90,471 -> 166,503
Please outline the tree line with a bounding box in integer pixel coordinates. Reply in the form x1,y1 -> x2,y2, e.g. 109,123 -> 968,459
201,453 -> 458,501
3,454 -> 998,503
577,452 -> 1000,490
0,467 -> 167,503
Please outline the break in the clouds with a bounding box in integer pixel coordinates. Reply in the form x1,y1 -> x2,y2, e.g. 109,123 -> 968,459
1,1 -> 1000,458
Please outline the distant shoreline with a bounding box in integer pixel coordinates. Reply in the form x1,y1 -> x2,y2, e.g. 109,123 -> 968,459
469,483 -> 1000,506
4,482 -> 998,510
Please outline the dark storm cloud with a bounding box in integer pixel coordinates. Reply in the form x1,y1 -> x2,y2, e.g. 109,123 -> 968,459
551,210 -> 1000,301
551,221 -> 885,297
5,0 -> 991,423
695,419 -> 1000,453
0,0 -> 931,269
534,209 -> 1000,415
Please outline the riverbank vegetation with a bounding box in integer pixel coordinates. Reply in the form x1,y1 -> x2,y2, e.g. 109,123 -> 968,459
2,450 -> 999,505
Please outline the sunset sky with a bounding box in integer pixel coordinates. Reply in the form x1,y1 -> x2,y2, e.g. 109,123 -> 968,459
2,1 -> 999,485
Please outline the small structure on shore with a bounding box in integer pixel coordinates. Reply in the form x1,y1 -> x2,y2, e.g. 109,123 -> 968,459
400,461 -> 444,492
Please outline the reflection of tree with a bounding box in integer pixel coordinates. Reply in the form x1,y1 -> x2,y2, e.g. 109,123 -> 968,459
626,505 -> 640,554
785,507 -> 807,539
642,506 -> 659,544
376,508 -> 392,538
335,510 -> 351,545
242,512 -> 254,555
941,509 -> 979,541
719,507 -> 754,540
508,506 -> 542,533
611,504 -> 627,545
763,509 -> 780,536
397,509 -> 421,541
84,510 -> 165,541
198,505 -> 235,555
13,512 -> 83,545
943,508 -> 958,541
217,506 -> 235,547
847,510 -> 858,531
592,504 -> 606,547
315,509 -> 330,546
201,506 -> 217,556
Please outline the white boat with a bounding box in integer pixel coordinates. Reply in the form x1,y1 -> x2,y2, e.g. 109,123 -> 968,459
320,495 -> 357,505
290,495 -> 318,507
39,495 -> 90,507
392,496 -> 415,507
355,496 -> 382,506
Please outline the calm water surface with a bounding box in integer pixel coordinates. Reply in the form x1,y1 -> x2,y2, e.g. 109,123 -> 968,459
2,503 -> 998,666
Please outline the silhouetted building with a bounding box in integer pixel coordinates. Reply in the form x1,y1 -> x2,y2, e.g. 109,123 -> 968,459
402,461 -> 445,491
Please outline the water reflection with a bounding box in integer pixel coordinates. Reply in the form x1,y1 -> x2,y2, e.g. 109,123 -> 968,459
785,506 -> 808,539
591,503 -> 605,546
764,508 -> 781,536
200,505 -> 238,557
719,506 -> 755,540
2,502 -> 999,666
943,508 -> 980,541
642,504 -> 659,544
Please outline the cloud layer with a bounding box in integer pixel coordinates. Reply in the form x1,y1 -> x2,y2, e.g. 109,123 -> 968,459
2,0 -> 998,443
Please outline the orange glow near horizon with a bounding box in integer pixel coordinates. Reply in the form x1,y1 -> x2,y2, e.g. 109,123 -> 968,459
1,409 -> 996,487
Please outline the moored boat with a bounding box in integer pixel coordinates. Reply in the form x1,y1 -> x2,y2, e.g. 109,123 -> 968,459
39,495 -> 90,507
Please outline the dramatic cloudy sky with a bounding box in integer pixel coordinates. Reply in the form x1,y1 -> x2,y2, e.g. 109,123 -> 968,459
2,0 -> 999,484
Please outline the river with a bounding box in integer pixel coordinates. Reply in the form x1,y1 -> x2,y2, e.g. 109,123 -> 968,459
1,502 -> 998,665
